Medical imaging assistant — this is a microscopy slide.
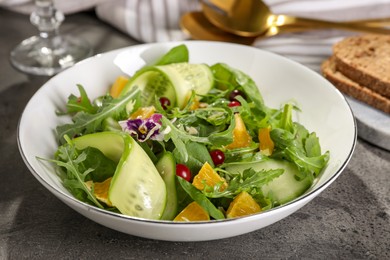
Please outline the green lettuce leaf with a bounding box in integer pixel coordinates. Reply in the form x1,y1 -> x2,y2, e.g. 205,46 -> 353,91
154,44 -> 189,66
173,142 -> 214,175
211,63 -> 265,110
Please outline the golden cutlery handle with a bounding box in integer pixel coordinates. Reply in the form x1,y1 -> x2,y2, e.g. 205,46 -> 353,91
278,15 -> 390,34
348,17 -> 390,27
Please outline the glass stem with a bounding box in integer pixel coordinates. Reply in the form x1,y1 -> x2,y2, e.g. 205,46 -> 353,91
30,0 -> 64,48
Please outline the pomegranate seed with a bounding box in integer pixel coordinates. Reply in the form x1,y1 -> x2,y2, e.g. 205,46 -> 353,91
176,164 -> 192,182
228,100 -> 241,107
229,89 -> 245,101
159,97 -> 171,110
210,149 -> 225,165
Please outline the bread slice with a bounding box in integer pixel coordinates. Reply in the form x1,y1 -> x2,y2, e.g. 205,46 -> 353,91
322,57 -> 390,114
333,34 -> 390,99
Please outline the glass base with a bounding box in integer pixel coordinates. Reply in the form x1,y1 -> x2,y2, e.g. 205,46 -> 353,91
10,35 -> 93,76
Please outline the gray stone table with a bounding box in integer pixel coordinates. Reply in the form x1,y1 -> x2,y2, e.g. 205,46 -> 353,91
0,8 -> 389,260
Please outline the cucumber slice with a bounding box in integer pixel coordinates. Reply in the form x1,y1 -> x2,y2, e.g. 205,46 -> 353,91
109,134 -> 167,219
73,131 -> 167,219
155,62 -> 214,108
73,131 -> 124,163
121,62 -> 214,109
156,152 -> 178,220
226,159 -> 312,205
122,70 -> 177,107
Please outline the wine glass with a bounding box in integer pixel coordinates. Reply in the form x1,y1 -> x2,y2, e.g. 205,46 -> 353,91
10,0 -> 93,76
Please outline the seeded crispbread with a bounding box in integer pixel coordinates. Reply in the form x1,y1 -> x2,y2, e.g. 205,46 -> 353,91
322,57 -> 390,114
332,34 -> 390,99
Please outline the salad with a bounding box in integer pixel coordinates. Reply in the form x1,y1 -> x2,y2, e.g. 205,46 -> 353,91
47,44 -> 329,221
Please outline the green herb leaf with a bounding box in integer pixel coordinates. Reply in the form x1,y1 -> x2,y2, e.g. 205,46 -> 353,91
211,63 -> 265,110
177,177 -> 225,220
81,147 -> 117,182
154,44 -> 189,66
279,103 -> 294,133
194,107 -> 230,126
173,141 -> 214,174
271,123 -> 330,178
161,116 -> 209,162
40,136 -> 104,208
207,111 -> 235,146
305,132 -> 322,157
285,147 -> 330,177
66,84 -> 98,114
203,168 -> 284,199
56,86 -> 140,144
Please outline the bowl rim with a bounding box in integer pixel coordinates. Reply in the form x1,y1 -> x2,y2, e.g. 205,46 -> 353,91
17,40 -> 357,226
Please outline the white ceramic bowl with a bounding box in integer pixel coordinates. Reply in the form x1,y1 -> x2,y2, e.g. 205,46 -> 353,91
18,41 -> 356,241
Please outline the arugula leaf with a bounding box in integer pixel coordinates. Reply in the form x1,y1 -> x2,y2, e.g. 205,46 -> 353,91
161,109 -> 235,162
207,111 -> 235,146
222,145 -> 266,165
56,86 -> 140,144
203,168 -> 284,199
280,103 -> 294,133
177,177 -> 225,220
172,106 -> 231,140
234,95 -> 270,137
65,84 -> 98,114
41,136 -> 104,208
252,192 -> 275,210
271,123 -> 329,178
285,147 -> 329,177
305,132 -> 322,157
194,107 -> 230,126
161,116 -> 209,162
197,88 -> 229,105
271,128 -> 295,149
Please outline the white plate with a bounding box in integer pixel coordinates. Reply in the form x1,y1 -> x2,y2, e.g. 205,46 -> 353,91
17,41 -> 356,241
346,97 -> 390,151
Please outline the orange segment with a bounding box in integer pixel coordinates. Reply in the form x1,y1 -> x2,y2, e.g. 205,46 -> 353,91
192,162 -> 228,192
188,97 -> 208,111
226,191 -> 261,219
85,177 -> 113,207
110,76 -> 129,98
225,113 -> 252,149
189,98 -> 200,110
258,126 -> 274,156
129,106 -> 156,119
173,201 -> 210,222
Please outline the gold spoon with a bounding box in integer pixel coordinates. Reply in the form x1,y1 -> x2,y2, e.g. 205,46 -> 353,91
202,0 -> 390,37
180,12 -> 309,45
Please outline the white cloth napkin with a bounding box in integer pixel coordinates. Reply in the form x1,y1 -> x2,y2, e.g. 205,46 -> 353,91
95,0 -> 201,43
2,0 -> 390,72
95,0 -> 390,72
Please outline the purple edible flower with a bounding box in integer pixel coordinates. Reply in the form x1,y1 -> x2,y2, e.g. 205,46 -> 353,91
119,113 -> 163,142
